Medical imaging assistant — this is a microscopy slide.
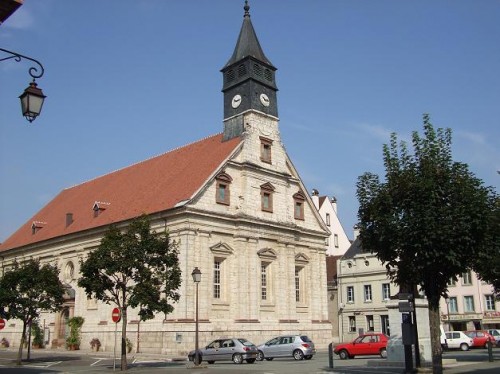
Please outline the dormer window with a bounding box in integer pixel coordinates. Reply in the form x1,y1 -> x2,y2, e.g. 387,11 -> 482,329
215,171 -> 232,205
31,221 -> 46,235
260,137 -> 272,164
93,201 -> 110,217
293,191 -> 306,220
260,182 -> 275,212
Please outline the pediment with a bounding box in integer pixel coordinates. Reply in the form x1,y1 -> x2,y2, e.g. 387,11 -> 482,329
257,248 -> 277,260
295,253 -> 310,265
210,242 -> 234,257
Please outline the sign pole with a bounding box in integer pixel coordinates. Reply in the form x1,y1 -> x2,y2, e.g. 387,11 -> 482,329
111,307 -> 121,371
114,320 -> 117,371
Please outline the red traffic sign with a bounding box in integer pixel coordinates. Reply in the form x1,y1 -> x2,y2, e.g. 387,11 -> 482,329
111,308 -> 121,323
0,319 -> 5,330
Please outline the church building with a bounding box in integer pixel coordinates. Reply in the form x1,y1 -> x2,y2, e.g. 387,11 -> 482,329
0,2 -> 332,355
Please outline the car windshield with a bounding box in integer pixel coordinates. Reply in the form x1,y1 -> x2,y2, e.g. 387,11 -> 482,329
238,338 -> 254,346
300,335 -> 312,342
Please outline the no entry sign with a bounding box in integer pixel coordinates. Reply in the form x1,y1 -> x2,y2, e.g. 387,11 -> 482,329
111,308 -> 121,323
0,318 -> 5,330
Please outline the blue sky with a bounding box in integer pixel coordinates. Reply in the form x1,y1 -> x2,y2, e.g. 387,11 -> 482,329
1,0 -> 499,243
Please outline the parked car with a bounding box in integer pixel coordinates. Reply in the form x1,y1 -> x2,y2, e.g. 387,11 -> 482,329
464,330 -> 496,348
444,331 -> 473,351
487,329 -> 500,347
257,335 -> 316,361
333,333 -> 388,359
187,338 -> 258,364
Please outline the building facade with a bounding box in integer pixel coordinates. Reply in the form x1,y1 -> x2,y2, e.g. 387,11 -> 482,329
337,238 -> 399,342
311,190 -> 351,257
0,3 -> 332,355
440,270 -> 500,331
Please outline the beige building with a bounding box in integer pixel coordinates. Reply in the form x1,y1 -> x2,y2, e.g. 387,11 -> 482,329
0,3 -> 332,355
337,238 -> 399,342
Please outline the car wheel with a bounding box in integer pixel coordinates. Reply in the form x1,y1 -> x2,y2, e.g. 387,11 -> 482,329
460,343 -> 469,351
207,361 -> 215,364
232,353 -> 243,364
339,349 -> 349,360
293,349 -> 304,360
380,348 -> 387,358
304,355 -> 313,360
193,352 -> 202,365
247,358 -> 256,364
265,357 -> 274,361
257,351 -> 264,361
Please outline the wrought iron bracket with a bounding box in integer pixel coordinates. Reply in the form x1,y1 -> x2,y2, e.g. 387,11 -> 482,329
0,47 -> 45,79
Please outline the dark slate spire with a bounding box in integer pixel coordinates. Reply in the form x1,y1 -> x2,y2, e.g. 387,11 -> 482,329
221,0 -> 278,131
223,1 -> 275,70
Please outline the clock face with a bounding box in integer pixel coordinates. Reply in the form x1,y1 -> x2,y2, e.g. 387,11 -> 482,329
260,93 -> 270,107
231,94 -> 242,109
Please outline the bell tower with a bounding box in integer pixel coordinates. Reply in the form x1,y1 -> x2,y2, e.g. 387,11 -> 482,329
221,1 -> 278,140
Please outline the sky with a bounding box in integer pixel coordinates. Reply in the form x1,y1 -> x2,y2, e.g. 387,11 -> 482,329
1,0 -> 499,243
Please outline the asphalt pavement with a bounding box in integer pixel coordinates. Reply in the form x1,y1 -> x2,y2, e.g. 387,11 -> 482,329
0,347 -> 499,373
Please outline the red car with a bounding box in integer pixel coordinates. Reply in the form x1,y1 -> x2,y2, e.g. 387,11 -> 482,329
464,330 -> 496,348
334,333 -> 389,359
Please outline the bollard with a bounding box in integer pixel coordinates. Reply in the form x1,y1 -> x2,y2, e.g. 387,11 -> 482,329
487,340 -> 493,362
328,342 -> 335,369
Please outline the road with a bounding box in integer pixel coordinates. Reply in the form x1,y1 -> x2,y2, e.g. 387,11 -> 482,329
0,348 -> 499,373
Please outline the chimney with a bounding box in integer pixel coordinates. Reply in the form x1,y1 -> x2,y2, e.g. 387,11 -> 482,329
66,213 -> 73,227
331,196 -> 337,214
353,224 -> 360,239
311,189 -> 320,209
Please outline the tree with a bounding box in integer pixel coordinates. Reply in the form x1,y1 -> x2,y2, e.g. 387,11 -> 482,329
0,259 -> 65,365
78,215 -> 182,371
356,115 -> 497,374
472,196 -> 500,295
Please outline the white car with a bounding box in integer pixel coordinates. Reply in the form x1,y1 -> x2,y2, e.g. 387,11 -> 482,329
444,331 -> 473,351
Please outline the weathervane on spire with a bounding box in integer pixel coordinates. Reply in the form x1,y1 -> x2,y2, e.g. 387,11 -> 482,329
244,0 -> 250,17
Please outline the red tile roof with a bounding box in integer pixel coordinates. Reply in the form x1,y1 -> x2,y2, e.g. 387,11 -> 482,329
0,133 -> 242,252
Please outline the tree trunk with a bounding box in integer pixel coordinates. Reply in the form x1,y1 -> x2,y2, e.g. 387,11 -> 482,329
121,306 -> 127,371
16,321 -> 27,365
428,300 -> 443,374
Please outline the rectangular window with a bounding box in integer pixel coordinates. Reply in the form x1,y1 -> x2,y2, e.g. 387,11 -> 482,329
347,286 -> 354,303
366,315 -> 374,331
464,296 -> 475,312
448,278 -> 456,286
364,285 -> 372,302
485,295 -> 496,311
462,271 -> 472,285
260,137 -> 272,163
214,260 -> 221,299
295,267 -> 301,302
325,237 -> 329,246
294,200 -> 304,220
349,316 -> 356,332
261,263 -> 268,301
216,183 -> 230,205
326,213 -> 331,226
381,315 -> 390,336
261,192 -> 272,212
382,283 -> 391,300
449,297 -> 458,313
334,234 -> 339,248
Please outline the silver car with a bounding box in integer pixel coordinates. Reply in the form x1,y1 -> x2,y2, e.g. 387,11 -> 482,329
257,335 -> 316,361
187,338 -> 258,364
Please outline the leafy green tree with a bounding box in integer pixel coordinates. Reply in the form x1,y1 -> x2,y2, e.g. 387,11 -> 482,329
78,215 -> 182,371
472,196 -> 500,294
356,115 -> 497,374
0,259 -> 65,365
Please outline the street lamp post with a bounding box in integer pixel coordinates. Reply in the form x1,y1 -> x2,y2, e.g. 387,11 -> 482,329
445,297 -> 451,331
191,267 -> 202,366
0,47 -> 46,122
